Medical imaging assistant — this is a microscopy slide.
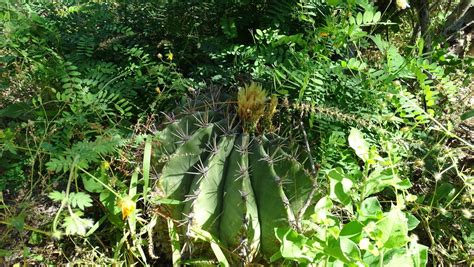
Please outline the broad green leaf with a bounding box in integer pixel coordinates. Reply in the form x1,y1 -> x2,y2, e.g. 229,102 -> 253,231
275,228 -> 315,263
409,241 -> 429,267
431,183 -> 456,204
324,236 -> 351,264
328,168 -> 353,206
383,248 -> 413,267
348,128 -> 369,162
340,221 -> 363,240
376,207 -> 409,249
340,238 -> 361,261
406,213 -> 420,231
313,197 -> 333,223
358,197 -> 383,222
364,168 -> 399,196
363,10 -> 373,24
81,172 -> 105,193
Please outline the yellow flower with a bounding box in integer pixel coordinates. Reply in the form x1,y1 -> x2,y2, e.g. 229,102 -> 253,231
100,161 -> 110,170
118,197 -> 135,220
319,32 -> 329,38
396,0 -> 410,9
166,52 -> 173,61
237,82 -> 267,131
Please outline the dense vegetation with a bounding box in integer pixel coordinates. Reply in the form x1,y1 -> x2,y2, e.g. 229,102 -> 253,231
1,0 -> 472,266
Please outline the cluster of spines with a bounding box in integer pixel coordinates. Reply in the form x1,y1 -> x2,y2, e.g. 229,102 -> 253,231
152,94 -> 316,263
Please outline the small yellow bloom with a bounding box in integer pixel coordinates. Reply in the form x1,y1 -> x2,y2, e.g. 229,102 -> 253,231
319,32 -> 329,38
155,87 -> 161,94
396,0 -> 410,9
101,161 -> 110,170
166,52 -> 173,61
118,197 -> 135,220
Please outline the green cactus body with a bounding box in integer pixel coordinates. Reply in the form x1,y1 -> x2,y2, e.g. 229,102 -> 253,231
155,112 -> 220,158
220,134 -> 260,262
183,135 -> 235,237
154,93 -> 315,263
158,124 -> 215,219
248,140 -> 295,258
273,149 -> 314,215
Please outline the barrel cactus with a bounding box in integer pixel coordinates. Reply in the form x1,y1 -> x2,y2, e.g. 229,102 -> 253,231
153,83 -> 316,263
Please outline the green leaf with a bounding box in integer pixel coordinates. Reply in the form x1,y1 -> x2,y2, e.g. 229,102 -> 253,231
461,109 -> 474,121
358,197 -> 383,222
324,236 -> 351,264
382,248 -> 413,266
409,242 -> 429,267
431,183 -> 456,204
313,196 -> 333,223
363,10 -> 373,24
81,172 -> 105,193
69,192 -> 93,210
275,227 -> 315,263
327,0 -> 341,6
328,168 -> 353,206
63,213 -> 94,236
356,13 -> 363,25
28,232 -> 43,245
373,11 -> 381,23
364,168 -> 399,196
100,191 -> 122,226
48,191 -> 66,202
191,227 -> 230,267
348,128 -> 369,162
376,207 -> 409,249
142,136 -> 152,205
340,221 -> 363,240
406,213 -> 420,231
340,238 -> 361,261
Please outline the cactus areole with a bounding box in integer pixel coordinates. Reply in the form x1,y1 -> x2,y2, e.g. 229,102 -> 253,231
153,84 -> 314,263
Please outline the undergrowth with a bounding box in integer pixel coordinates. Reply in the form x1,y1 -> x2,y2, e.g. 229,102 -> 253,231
0,0 -> 472,266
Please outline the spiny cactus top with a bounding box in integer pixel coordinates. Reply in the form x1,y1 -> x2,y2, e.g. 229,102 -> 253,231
153,84 -> 315,263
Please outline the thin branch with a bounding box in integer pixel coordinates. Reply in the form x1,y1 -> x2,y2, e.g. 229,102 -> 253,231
295,118 -> 320,231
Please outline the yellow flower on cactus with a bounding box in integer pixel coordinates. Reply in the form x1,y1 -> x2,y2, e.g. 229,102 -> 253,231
396,0 -> 410,9
237,82 -> 267,132
118,197 -> 135,220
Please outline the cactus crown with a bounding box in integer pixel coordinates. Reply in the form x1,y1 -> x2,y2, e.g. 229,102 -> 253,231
237,82 -> 279,133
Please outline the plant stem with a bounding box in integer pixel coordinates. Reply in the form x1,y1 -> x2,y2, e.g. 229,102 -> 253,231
52,157 -> 78,234
0,220 -> 51,236
296,119 -> 320,231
